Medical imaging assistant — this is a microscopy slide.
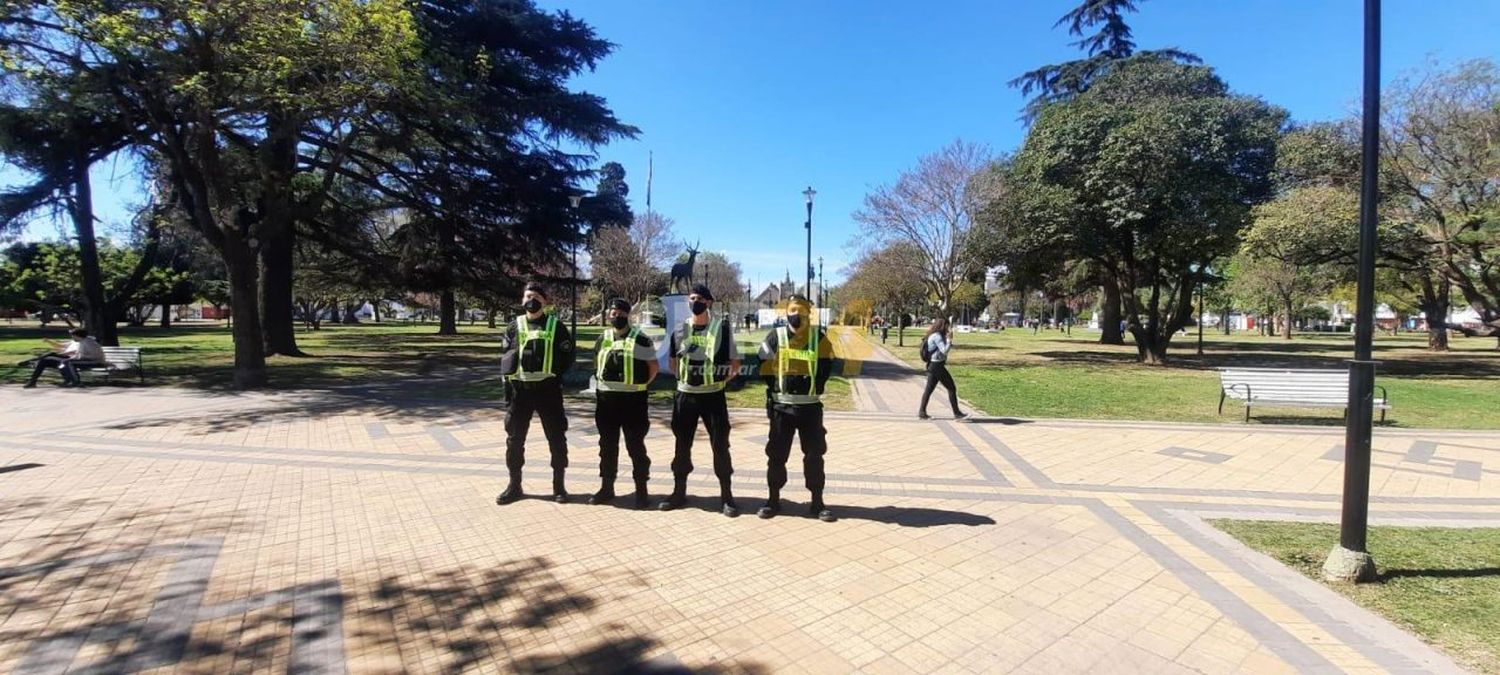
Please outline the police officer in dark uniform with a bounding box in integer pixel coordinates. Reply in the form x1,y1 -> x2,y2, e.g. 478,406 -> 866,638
496,281 -> 576,505
589,298 -> 658,508
757,295 -> 838,522
660,283 -> 742,517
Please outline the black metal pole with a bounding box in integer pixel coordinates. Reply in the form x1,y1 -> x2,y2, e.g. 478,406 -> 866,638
818,256 -> 824,307
805,188 -> 814,297
1197,272 -> 1205,355
571,238 -> 578,336
1338,0 -> 1381,561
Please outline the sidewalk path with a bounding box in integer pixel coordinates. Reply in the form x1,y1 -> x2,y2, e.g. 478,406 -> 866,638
0,374 -> 1495,673
832,327 -> 976,418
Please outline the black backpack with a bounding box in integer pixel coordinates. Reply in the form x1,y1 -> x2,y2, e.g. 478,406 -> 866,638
919,336 -> 933,363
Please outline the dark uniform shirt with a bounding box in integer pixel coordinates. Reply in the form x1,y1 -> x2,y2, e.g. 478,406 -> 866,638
594,328 -> 656,386
669,318 -> 740,388
759,326 -> 836,396
501,314 -> 575,379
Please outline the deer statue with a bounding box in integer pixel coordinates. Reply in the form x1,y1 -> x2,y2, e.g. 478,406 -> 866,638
668,240 -> 700,294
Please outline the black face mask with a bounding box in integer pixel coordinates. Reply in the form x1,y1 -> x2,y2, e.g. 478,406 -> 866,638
610,315 -> 629,330
523,299 -> 542,313
787,314 -> 803,329
690,301 -> 708,316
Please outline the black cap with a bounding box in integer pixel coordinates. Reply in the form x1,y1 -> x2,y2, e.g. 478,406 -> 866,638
524,281 -> 547,298
690,283 -> 714,301
607,297 -> 631,313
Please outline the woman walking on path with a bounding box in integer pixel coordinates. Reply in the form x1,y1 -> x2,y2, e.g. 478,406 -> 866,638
918,318 -> 966,420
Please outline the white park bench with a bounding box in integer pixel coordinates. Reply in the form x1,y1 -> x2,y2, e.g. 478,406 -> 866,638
76,346 -> 145,385
1218,367 -> 1388,423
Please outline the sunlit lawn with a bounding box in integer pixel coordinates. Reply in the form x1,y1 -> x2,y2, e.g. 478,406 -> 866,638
1214,520 -> 1500,673
861,325 -> 1500,429
0,319 -> 853,410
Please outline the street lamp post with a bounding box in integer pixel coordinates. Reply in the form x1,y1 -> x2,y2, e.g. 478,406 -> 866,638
568,194 -> 583,336
817,256 -> 825,315
1198,269 -> 1206,356
1324,0 -> 1382,584
803,187 -> 816,297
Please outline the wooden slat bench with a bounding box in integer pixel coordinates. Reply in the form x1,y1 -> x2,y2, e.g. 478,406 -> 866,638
76,346 -> 145,385
1218,367 -> 1388,422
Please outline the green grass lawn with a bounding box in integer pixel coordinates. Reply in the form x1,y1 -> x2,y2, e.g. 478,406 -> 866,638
860,326 -> 1500,429
1213,520 -> 1500,673
0,320 -> 853,410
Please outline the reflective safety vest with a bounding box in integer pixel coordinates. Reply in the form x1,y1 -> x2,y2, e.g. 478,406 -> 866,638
774,325 -> 822,405
512,314 -> 557,382
677,318 -> 725,393
596,326 -> 647,392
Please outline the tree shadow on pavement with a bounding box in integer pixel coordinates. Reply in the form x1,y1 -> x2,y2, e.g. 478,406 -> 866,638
0,497 -> 767,674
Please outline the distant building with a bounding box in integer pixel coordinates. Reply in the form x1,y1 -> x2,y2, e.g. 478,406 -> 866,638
754,269 -> 803,308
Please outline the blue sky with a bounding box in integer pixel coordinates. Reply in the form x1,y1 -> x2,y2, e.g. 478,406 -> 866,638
10,0 -> 1500,292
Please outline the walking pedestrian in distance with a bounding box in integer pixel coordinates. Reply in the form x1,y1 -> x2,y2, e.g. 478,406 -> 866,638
917,317 -> 965,421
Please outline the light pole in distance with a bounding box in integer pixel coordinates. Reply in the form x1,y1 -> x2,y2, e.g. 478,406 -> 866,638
568,193 -> 584,336
803,186 -> 816,296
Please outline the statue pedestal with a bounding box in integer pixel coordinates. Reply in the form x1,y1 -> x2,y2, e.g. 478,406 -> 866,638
657,294 -> 690,370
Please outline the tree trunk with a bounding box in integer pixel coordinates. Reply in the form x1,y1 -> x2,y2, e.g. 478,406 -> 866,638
438,289 -> 458,335
486,304 -> 498,329
329,300 -> 341,324
69,152 -> 118,346
258,226 -> 303,356
160,303 -> 171,327
258,108 -> 303,357
1420,278 -> 1450,351
225,242 -> 268,388
1426,314 -> 1450,350
342,301 -> 360,324
1283,299 -> 1295,340
1130,327 -> 1171,365
1098,277 -> 1125,345
371,301 -> 381,323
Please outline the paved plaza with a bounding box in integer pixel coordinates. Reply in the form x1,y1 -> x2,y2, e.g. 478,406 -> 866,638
1,330 -> 1497,673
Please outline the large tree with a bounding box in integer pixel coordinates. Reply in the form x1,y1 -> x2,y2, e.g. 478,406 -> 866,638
853,139 -> 992,313
3,0 -> 635,384
841,241 -> 928,346
1010,0 -> 1198,119
2,0 -> 422,386
984,59 -> 1284,364
0,69 -> 136,343
1235,186 -> 1358,338
1381,59 -> 1500,344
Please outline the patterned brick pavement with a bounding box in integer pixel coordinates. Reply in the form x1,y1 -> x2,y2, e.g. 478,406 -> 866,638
1,329 -> 1496,673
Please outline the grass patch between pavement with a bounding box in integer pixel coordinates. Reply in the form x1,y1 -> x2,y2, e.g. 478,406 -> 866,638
860,326 -> 1500,429
0,321 -> 853,411
1211,519 -> 1500,673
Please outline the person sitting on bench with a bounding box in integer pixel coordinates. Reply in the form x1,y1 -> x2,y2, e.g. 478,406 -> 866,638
23,328 -> 105,388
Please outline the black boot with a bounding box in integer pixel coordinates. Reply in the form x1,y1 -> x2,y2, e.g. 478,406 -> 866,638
495,472 -> 524,505
657,478 -> 687,511
632,478 -> 650,509
720,483 -> 739,518
589,480 -> 616,506
552,471 -> 569,504
809,495 -> 836,522
757,491 -> 780,519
